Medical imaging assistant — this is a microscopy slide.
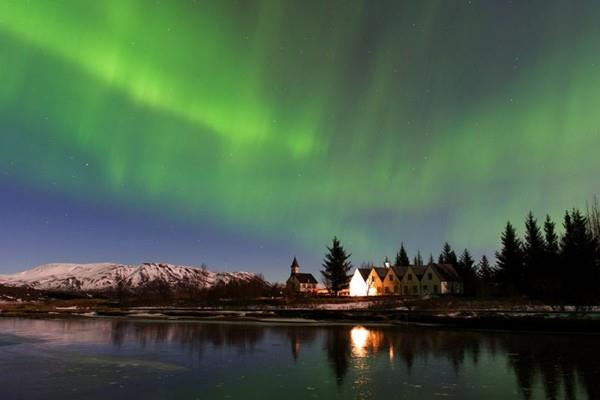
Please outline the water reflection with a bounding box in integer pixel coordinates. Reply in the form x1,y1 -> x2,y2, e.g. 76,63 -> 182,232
0,318 -> 598,399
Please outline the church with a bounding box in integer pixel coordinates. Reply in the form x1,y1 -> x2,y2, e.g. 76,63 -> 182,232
285,257 -> 318,294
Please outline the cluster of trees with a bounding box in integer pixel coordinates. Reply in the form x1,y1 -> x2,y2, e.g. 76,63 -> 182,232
319,197 -> 600,303
495,205 -> 600,303
112,273 -> 277,306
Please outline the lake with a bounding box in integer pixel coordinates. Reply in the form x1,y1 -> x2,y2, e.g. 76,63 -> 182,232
0,317 -> 597,399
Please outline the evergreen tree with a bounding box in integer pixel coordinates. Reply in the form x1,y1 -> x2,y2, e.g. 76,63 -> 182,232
523,212 -> 545,296
560,209 -> 598,302
477,255 -> 494,295
438,242 -> 458,266
542,214 -> 561,296
477,255 -> 494,283
544,215 -> 560,258
428,253 -> 435,266
321,237 -> 353,296
458,248 -> 477,295
458,249 -> 475,271
586,195 -> 600,247
395,243 -> 410,267
413,251 -> 423,266
495,222 -> 524,295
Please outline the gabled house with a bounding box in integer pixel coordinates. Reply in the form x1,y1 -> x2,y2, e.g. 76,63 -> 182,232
366,267 -> 387,296
421,263 -> 463,295
382,266 -> 406,295
399,265 -> 427,295
349,268 -> 372,296
348,262 -> 464,297
286,257 -> 318,294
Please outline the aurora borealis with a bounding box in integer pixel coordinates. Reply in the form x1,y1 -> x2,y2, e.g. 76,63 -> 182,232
1,1 -> 600,280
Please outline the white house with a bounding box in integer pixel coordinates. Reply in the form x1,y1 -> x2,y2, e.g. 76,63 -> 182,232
349,268 -> 371,296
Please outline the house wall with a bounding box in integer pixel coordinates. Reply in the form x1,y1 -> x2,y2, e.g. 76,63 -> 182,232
441,281 -> 449,294
382,269 -> 401,295
440,281 -> 463,294
451,281 -> 464,294
349,270 -> 368,297
299,283 -> 317,293
421,266 -> 442,295
350,266 -> 464,297
400,267 -> 421,295
286,277 -> 317,293
366,270 -> 383,296
286,277 -> 299,293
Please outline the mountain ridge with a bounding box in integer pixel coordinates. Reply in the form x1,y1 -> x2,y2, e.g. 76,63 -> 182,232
0,262 -> 263,292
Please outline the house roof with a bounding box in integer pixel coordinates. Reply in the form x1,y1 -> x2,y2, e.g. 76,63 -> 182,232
291,273 -> 318,284
358,268 -> 371,280
373,267 -> 388,280
391,266 -> 408,278
411,266 -> 427,278
432,263 -> 462,282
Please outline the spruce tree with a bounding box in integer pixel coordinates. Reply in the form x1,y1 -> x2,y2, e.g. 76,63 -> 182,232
439,242 -> 458,266
428,253 -> 435,266
586,195 -> 600,247
561,209 -> 598,302
458,248 -> 476,295
477,255 -> 494,295
321,237 -> 353,296
413,251 -> 423,266
544,215 -> 560,258
477,255 -> 493,283
395,243 -> 410,267
495,222 -> 524,295
542,214 -> 560,296
458,249 -> 475,271
523,212 -> 545,296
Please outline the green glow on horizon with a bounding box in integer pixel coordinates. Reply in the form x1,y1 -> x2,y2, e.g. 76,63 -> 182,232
1,0 -> 600,260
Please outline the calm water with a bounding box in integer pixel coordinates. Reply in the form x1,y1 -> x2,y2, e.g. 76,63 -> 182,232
0,318 -> 598,399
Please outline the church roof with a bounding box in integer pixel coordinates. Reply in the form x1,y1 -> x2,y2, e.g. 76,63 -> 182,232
291,273 -> 318,284
291,257 -> 300,268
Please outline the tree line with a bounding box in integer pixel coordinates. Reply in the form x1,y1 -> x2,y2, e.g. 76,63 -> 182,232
320,197 -> 600,303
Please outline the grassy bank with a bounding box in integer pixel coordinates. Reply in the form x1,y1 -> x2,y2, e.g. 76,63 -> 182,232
1,296 -> 600,333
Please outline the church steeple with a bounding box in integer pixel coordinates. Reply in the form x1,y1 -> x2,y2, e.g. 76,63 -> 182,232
290,257 -> 300,275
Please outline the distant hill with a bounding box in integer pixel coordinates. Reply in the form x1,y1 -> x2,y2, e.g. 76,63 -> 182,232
0,262 -> 264,293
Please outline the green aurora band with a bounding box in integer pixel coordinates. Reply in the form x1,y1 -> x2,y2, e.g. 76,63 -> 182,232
1,0 -> 600,267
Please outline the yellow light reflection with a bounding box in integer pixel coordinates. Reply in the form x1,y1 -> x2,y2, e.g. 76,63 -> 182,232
350,326 -> 369,357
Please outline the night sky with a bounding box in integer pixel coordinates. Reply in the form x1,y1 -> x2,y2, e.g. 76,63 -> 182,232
1,0 -> 600,281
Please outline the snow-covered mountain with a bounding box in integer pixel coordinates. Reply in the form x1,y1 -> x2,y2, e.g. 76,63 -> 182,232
0,263 -> 263,292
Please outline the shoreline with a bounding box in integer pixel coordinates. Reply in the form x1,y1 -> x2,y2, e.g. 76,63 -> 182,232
2,305 -> 600,333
